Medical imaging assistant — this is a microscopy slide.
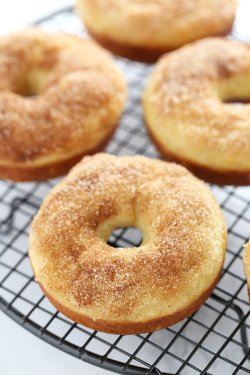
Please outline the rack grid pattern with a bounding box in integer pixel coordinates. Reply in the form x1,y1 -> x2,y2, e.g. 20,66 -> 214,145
1,6 -> 250,375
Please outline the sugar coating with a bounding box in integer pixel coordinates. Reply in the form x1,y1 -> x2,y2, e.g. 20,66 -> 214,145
78,0 -> 237,49
144,38 -> 250,173
0,28 -> 126,164
30,154 -> 226,326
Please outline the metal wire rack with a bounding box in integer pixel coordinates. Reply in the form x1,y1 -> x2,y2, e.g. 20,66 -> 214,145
1,4 -> 250,375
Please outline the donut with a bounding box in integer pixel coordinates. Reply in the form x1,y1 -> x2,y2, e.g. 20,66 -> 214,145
76,0 -> 237,62
29,153 -> 226,334
244,241 -> 250,296
0,29 -> 126,181
143,38 -> 250,185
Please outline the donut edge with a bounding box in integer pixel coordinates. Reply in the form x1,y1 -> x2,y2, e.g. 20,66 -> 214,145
32,226 -> 226,335
85,22 -> 234,63
145,121 -> 250,186
0,124 -> 117,182
36,269 -> 223,335
243,241 -> 250,299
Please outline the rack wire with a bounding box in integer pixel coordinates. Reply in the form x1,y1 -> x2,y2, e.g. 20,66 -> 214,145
1,5 -> 250,375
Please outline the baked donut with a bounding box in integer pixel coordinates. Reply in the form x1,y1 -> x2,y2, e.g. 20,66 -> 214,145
244,241 -> 250,296
143,38 -> 250,185
76,0 -> 237,62
0,28 -> 126,181
29,153 -> 226,334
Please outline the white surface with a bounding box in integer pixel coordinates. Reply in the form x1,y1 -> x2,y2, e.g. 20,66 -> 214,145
0,311 -> 111,375
0,0 -> 74,34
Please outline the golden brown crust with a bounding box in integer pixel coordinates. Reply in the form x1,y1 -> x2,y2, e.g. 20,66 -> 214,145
39,274 -> 221,334
86,26 -> 167,63
77,0 -> 237,61
0,125 -> 116,182
86,22 -> 234,63
29,154 -> 226,334
146,122 -> 250,186
143,38 -> 250,185
0,28 -> 126,181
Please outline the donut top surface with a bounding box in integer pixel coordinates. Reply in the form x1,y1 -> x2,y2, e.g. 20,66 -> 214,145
30,154 -> 226,325
143,38 -> 250,173
0,29 -> 126,166
77,0 -> 237,49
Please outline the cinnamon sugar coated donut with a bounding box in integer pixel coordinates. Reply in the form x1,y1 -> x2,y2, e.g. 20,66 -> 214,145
0,28 -> 126,181
29,154 -> 226,334
143,38 -> 250,185
76,0 -> 237,62
244,241 -> 250,296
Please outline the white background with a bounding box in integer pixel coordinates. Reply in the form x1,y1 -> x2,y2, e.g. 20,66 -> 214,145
0,0 -> 73,34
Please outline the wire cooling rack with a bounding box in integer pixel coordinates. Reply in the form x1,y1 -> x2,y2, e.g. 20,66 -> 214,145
1,4 -> 250,375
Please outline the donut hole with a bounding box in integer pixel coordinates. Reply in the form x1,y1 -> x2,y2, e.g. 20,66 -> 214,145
223,99 -> 250,107
218,75 -> 250,106
14,69 -> 49,97
107,226 -> 143,248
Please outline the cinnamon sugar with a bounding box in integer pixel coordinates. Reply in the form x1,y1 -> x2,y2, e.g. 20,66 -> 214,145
30,154 -> 226,322
144,38 -> 250,172
0,29 -> 126,164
